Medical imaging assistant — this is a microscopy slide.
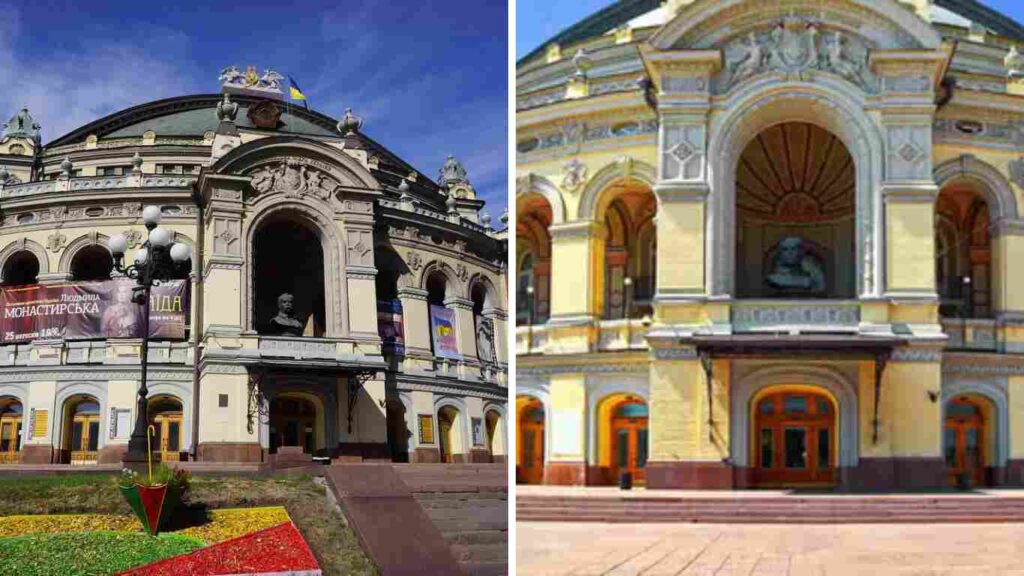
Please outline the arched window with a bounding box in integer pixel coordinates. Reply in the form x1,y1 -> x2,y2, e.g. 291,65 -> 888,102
516,253 -> 534,325
70,245 -> 113,281
935,187 -> 992,318
375,251 -> 403,355
598,183 -> 657,319
516,193 -> 552,325
2,251 -> 39,285
426,271 -> 452,358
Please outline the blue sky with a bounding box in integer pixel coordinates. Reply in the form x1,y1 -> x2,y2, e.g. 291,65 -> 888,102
0,0 -> 508,212
517,0 -> 1024,59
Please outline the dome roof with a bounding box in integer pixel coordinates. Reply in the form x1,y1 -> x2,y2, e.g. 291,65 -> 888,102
517,0 -> 1024,65
46,94 -> 339,147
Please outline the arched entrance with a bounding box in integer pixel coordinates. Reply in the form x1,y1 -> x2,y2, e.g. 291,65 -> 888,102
148,396 -> 183,462
753,388 -> 837,486
437,405 -> 462,463
387,399 -> 410,463
63,395 -> 101,465
0,397 -> 23,463
598,182 -> 657,319
608,397 -> 648,484
517,397 -> 544,484
269,395 -> 318,455
944,395 -> 990,487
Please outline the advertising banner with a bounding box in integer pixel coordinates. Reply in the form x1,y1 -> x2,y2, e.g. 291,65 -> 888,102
0,279 -> 190,343
377,299 -> 405,354
429,304 -> 460,360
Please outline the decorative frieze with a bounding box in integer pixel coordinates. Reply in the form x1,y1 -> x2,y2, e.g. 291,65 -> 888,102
650,346 -> 699,361
890,347 -> 942,363
516,119 -> 657,155
731,303 -> 860,329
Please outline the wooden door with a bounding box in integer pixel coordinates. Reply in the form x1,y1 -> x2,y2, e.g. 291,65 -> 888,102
0,416 -> 21,464
70,414 -> 99,464
610,400 -> 648,484
439,411 -> 455,464
151,413 -> 183,462
754,392 -> 836,486
519,402 -> 545,483
945,398 -> 985,486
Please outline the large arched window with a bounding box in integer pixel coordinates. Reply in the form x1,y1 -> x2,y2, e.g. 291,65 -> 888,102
426,271 -> 451,358
597,182 -> 657,319
2,251 -> 39,285
935,186 -> 992,318
70,245 -> 113,281
735,122 -> 855,299
253,216 -> 326,336
516,194 -> 552,325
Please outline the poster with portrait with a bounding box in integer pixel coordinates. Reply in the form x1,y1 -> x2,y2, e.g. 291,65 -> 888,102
0,278 -> 189,343
429,304 -> 460,360
376,299 -> 405,354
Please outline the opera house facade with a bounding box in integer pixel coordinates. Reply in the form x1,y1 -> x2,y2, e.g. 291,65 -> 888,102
0,73 -> 507,467
516,0 -> 1024,489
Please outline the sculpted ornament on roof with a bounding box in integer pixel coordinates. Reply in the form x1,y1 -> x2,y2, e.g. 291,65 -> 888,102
219,65 -> 284,92
248,161 -> 339,201
2,108 -> 41,141
719,19 -> 875,93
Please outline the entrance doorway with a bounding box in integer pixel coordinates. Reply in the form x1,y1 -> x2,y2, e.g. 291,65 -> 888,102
438,406 -> 460,463
610,398 -> 648,484
269,396 -> 317,454
518,398 -> 544,484
944,396 -> 985,487
0,398 -> 22,464
753,390 -> 836,486
64,396 -> 100,465
148,396 -> 183,462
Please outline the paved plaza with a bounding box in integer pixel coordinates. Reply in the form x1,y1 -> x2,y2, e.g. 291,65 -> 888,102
518,521 -> 1024,575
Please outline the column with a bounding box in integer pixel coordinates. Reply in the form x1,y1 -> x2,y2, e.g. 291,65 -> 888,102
646,345 -> 731,488
546,221 -> 604,354
200,176 -> 246,335
196,365 -> 261,462
544,373 -> 587,485
447,296 -> 477,380
398,286 -> 431,373
885,347 -> 944,488
1008,375 -> 1024,484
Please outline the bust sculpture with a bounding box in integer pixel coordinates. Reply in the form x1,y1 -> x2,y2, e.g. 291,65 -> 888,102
766,236 -> 825,293
269,293 -> 304,336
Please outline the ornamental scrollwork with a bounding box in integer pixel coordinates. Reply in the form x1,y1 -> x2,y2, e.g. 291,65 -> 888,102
248,160 -> 340,201
720,18 -> 876,92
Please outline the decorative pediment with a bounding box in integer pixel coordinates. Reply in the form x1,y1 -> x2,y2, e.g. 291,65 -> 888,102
246,158 -> 341,201
650,0 -> 941,53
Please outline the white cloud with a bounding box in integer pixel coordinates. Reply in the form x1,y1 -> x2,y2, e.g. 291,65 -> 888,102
0,3 -> 201,143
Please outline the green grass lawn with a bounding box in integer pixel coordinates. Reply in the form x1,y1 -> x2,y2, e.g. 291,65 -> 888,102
0,473 -> 378,576
0,531 -> 203,576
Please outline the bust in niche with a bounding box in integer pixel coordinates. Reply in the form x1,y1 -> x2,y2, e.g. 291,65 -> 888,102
766,236 -> 825,294
269,293 -> 304,337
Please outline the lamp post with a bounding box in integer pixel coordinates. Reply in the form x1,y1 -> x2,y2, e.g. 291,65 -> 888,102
526,284 -> 535,355
623,276 -> 633,348
107,206 -> 192,465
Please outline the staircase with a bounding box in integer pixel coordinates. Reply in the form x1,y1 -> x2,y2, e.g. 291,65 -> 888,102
518,493 -> 1024,524
394,464 -> 508,576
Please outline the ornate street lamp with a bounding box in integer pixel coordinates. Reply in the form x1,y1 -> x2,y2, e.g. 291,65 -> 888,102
107,206 -> 192,464
525,284 -> 535,355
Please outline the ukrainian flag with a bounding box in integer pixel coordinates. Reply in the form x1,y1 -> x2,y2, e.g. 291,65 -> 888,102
288,76 -> 308,108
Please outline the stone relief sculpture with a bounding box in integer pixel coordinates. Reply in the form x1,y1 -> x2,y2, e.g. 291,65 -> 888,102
766,236 -> 826,294
248,161 -> 338,200
269,293 -> 304,337
2,107 -> 41,140
720,19 -> 872,92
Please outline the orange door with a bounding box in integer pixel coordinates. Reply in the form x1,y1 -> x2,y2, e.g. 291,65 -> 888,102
754,392 -> 836,486
945,398 -> 984,486
611,418 -> 648,484
519,402 -> 545,484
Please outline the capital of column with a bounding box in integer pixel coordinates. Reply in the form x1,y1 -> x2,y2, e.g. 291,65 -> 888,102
398,287 -> 428,301
654,181 -> 709,203
548,220 -> 606,242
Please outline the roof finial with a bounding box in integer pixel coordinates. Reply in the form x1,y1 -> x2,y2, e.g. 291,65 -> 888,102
337,108 -> 363,136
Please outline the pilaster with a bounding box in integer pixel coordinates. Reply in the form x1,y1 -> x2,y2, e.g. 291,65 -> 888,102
544,372 -> 587,485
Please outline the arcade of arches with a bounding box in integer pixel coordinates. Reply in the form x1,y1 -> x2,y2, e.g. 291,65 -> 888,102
516,0 -> 1024,490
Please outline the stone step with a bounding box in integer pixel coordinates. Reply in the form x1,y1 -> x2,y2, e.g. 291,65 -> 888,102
443,530 -> 508,546
460,560 -> 509,576
451,542 -> 508,562
432,517 -> 508,533
422,504 -> 507,522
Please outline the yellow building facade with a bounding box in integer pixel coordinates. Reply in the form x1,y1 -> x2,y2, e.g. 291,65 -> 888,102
516,0 -> 1024,489
0,76 -> 507,467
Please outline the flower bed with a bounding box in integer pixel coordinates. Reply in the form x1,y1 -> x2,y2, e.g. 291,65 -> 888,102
0,506 -> 319,575
0,531 -> 204,576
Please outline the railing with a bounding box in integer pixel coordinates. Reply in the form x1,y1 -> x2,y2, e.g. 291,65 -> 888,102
70,450 -> 98,465
515,324 -> 549,355
941,318 -> 997,351
597,319 -> 650,352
